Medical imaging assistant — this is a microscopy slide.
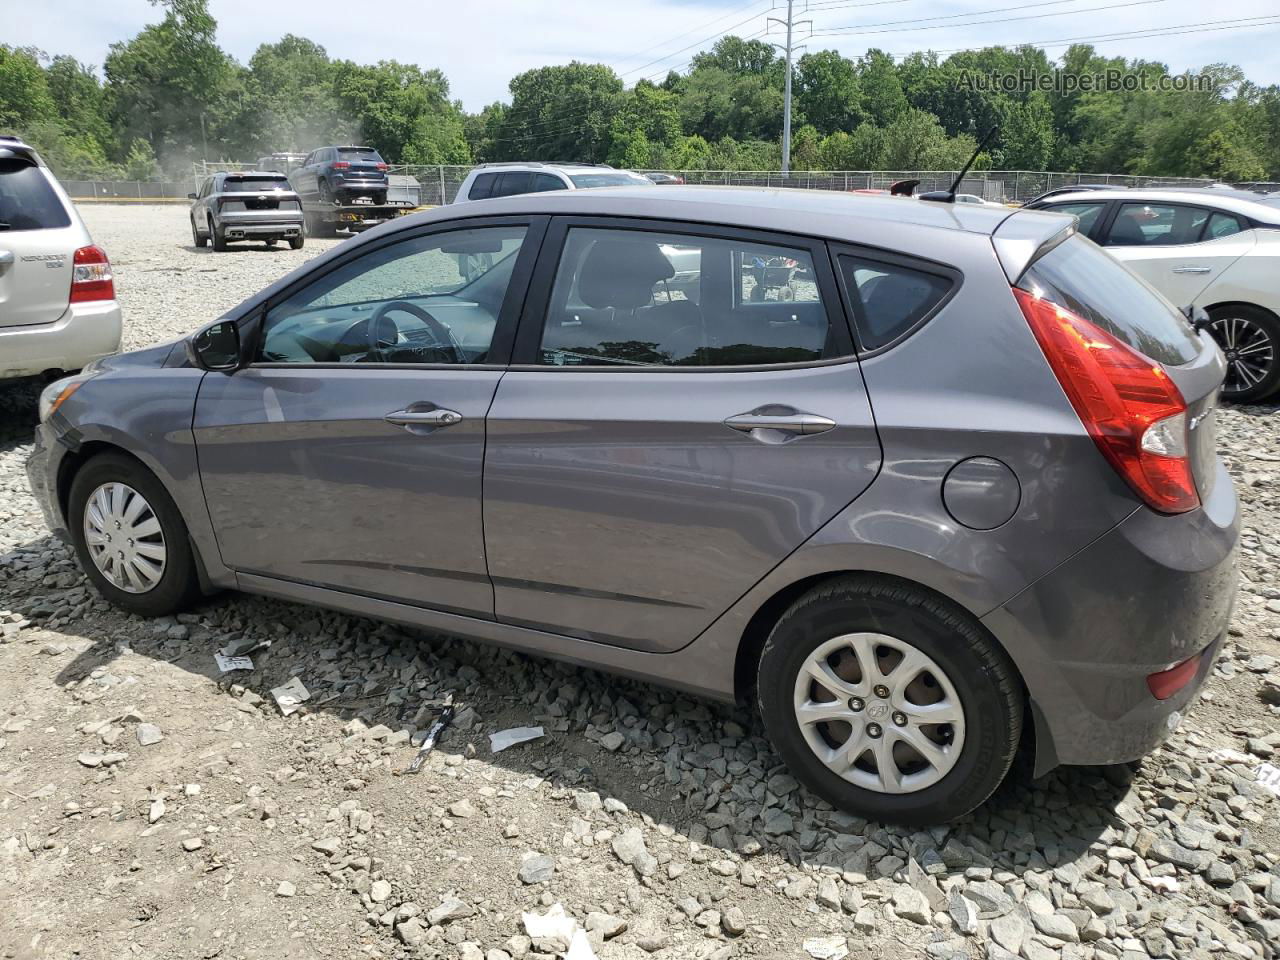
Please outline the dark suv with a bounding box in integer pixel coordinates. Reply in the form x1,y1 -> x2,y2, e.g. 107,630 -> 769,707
290,146 -> 388,205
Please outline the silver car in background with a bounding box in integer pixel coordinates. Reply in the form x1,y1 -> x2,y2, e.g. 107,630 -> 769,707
0,135 -> 121,381
188,171 -> 305,251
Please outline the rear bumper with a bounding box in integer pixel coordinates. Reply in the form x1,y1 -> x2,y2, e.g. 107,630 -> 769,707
217,216 -> 303,240
982,460 -> 1239,771
0,300 -> 122,380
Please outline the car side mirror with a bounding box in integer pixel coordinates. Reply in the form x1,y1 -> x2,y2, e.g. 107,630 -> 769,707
188,192 -> 197,200
187,319 -> 242,371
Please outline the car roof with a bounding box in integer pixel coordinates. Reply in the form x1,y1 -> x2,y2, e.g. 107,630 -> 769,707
1039,188 -> 1280,224
429,184 -> 1032,240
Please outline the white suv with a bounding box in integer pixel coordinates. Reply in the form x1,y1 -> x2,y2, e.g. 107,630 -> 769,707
453,162 -> 652,203
0,136 -> 121,381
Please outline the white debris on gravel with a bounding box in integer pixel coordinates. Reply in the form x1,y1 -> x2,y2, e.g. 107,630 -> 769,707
1,204 -> 1280,959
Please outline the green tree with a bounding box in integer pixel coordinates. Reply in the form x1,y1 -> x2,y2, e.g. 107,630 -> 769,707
791,124 -> 822,170
858,50 -> 908,126
44,56 -> 112,148
331,59 -> 470,164
999,93 -> 1055,169
239,36 -> 353,156
0,46 -> 57,128
122,137 -> 160,179
497,62 -> 622,162
795,50 -> 864,135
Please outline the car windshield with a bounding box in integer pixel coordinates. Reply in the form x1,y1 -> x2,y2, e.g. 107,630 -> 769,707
0,159 -> 71,231
223,176 -> 289,192
338,148 -> 383,162
568,172 -> 652,188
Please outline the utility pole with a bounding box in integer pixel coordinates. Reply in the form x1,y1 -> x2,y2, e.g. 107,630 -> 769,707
769,1 -> 810,174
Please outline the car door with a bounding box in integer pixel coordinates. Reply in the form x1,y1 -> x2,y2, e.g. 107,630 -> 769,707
482,218 -> 883,652
193,216 -> 545,616
1099,201 -> 1255,308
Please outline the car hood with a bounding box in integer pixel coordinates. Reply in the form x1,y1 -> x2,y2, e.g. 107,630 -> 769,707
92,340 -> 183,373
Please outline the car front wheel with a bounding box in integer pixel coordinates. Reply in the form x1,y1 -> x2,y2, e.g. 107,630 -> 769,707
68,453 -> 202,617
191,216 -> 207,248
1207,304 -> 1280,403
756,575 -> 1022,825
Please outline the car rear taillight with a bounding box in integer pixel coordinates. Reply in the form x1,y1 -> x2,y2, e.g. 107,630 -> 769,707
1147,650 -> 1203,700
375,162 -> 388,171
70,245 -> 114,304
1013,287 -> 1199,514
332,161 -> 350,170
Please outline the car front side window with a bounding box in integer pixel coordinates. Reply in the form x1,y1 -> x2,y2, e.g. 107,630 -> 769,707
1051,201 -> 1106,235
258,226 -> 528,365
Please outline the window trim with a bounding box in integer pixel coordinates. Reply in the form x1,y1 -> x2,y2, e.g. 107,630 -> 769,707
829,243 -> 962,357
507,215 -> 857,372
245,214 -> 550,370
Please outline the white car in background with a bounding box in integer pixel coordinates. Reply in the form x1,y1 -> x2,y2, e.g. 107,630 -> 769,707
0,135 -> 121,382
1029,187 -> 1280,402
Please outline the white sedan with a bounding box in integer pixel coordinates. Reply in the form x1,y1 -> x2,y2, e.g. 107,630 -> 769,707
1028,188 -> 1280,402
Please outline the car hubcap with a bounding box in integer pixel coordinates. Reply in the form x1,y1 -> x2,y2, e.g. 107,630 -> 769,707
1209,315 -> 1273,394
83,482 -> 166,594
792,632 -> 965,794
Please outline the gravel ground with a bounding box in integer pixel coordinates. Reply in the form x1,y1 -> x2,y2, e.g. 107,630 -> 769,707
2,204 -> 1280,960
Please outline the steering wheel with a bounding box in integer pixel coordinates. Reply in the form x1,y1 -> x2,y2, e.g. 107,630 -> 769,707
366,300 -> 463,363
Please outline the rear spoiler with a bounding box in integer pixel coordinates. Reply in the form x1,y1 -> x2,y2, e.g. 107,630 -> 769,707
990,208 -> 1077,284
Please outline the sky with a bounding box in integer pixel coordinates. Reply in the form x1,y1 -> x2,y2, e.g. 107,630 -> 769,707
6,0 -> 1280,111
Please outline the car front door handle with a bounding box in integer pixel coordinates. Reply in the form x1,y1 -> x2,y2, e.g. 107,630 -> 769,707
1172,265 -> 1212,274
385,407 -> 463,429
724,411 -> 837,436
0,250 -> 13,265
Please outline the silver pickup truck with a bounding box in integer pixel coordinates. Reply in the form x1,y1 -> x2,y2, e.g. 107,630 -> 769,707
189,172 -> 305,251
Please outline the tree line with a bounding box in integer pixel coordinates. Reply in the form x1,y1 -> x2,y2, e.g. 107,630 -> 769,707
1,0 -> 1277,182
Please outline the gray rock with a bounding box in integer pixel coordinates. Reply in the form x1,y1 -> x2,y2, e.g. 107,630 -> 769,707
135,723 -> 163,746
1149,838 -> 1212,872
1032,911 -> 1080,943
966,880 -> 1015,919
427,897 -> 473,925
611,828 -> 658,877
369,879 -> 392,903
599,731 -> 625,752
990,912 -> 1026,953
585,912 -> 626,939
816,875 -> 841,910
396,918 -> 428,946
448,799 -> 477,819
948,892 -> 978,935
721,906 -> 748,936
892,886 -> 931,924
518,853 -> 555,885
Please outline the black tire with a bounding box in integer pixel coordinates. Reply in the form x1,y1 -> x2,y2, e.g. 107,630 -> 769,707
1206,304 -> 1280,403
319,180 -> 333,205
755,575 -> 1022,825
68,453 -> 202,617
191,216 -> 207,248
289,234 -> 304,250
210,216 -> 228,252
264,238 -> 277,248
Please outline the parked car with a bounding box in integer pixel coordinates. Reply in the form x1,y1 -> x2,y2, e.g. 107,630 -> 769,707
289,146 -> 389,205
644,171 -> 684,185
1026,188 -> 1280,401
1024,184 -> 1124,205
256,152 -> 306,175
453,162 -> 653,202
28,187 -> 1237,824
189,171 -> 304,251
0,135 -> 121,382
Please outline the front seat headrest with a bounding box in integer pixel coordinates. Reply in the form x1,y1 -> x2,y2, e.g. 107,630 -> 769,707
578,239 -> 676,310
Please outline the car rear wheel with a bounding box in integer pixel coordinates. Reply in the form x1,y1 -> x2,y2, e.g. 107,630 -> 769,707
1206,305 -> 1280,403
210,216 -> 228,252
68,453 -> 202,617
756,575 -> 1022,825
289,234 -> 305,250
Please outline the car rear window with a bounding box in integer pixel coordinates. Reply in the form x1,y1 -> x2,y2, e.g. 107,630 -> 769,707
568,173 -> 653,188
338,147 -> 383,162
838,255 -> 954,350
0,160 -> 71,231
1019,234 -> 1201,366
224,176 -> 289,192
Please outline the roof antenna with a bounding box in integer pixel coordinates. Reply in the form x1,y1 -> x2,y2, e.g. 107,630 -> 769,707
919,124 -> 1000,204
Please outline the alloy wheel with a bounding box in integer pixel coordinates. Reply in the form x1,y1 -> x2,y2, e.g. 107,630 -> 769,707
792,632 -> 966,794
1210,314 -> 1274,395
83,482 -> 167,594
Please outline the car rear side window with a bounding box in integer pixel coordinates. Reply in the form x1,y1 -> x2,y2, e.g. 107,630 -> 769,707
1205,212 -> 1244,239
1019,234 -> 1201,365
469,173 -> 497,200
530,173 -> 567,193
0,160 -> 71,231
538,227 -> 840,367
837,255 -> 953,350
1106,203 -> 1208,246
492,172 -> 532,197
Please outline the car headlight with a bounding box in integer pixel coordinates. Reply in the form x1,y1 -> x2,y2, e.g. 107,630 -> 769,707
38,372 -> 96,423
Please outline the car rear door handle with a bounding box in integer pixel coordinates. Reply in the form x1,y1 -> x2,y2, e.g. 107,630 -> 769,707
1172,265 -> 1212,274
0,250 -> 13,265
724,412 -> 836,436
385,407 -> 463,428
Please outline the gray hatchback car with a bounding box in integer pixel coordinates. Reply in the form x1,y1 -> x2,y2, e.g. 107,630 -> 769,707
27,187 -> 1238,824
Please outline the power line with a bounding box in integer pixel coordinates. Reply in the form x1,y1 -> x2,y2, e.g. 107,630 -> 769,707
811,0 -> 1171,38
617,7 -> 774,78
813,0 -> 1119,33
609,0 -> 773,74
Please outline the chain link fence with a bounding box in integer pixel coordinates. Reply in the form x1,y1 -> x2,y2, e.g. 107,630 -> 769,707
63,180 -> 196,200
156,163 -> 1280,206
